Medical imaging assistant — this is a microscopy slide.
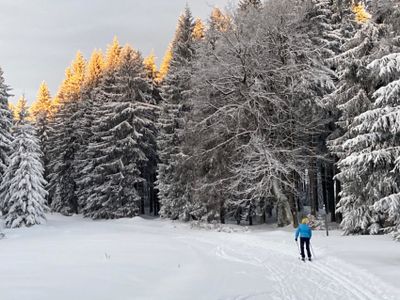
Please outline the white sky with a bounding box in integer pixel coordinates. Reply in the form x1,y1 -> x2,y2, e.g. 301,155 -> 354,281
0,0 -> 236,103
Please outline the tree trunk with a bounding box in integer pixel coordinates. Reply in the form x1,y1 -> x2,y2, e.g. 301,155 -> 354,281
314,171 -> 319,212
288,173 -> 299,228
334,165 -> 342,223
261,209 -> 266,224
321,163 -> 328,213
273,179 -> 291,227
327,162 -> 336,222
309,160 -> 317,216
220,202 -> 225,224
153,173 -> 159,216
289,191 -> 299,228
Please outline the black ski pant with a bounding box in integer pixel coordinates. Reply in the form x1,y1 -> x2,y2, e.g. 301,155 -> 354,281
300,237 -> 311,259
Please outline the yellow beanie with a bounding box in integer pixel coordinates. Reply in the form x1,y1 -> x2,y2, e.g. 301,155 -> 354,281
301,218 -> 309,224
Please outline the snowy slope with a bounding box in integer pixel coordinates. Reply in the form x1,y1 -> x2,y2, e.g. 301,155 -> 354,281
0,214 -> 399,300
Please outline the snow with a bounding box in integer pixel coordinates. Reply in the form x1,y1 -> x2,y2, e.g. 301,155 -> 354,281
0,214 -> 399,300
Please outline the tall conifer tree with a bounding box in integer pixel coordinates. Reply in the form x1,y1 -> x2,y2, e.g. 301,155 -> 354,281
47,52 -> 86,213
30,82 -> 52,183
0,100 -> 48,228
156,6 -> 196,220
82,45 -> 157,219
0,67 -> 13,185
74,49 -> 105,210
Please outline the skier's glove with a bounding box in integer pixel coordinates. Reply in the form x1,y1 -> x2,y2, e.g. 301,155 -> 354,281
295,239 -> 297,242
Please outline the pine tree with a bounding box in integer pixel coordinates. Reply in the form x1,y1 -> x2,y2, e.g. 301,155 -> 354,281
105,36 -> 122,71
82,45 -> 158,219
30,82 -> 52,120
298,0 -> 344,220
30,82 -> 52,183
306,0 -> 342,59
366,52 -> 400,239
143,51 -> 158,80
8,102 -> 17,120
328,18 -> 388,234
14,95 -> 29,121
192,18 -> 206,40
83,49 -> 105,91
156,6 -> 196,220
47,52 -> 86,214
74,49 -> 105,210
352,1 -> 371,24
0,102 -> 48,228
0,67 -> 13,185
13,95 -> 30,122
348,2 -> 400,239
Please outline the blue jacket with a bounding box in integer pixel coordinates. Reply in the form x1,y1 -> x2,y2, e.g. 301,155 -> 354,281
295,224 -> 312,239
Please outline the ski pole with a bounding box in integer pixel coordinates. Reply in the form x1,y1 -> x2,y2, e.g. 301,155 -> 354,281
295,240 -> 301,256
310,242 -> 316,259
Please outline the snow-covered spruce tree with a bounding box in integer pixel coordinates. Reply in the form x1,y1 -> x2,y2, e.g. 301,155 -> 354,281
73,49 -> 105,211
75,39 -> 124,212
156,6 -> 196,220
306,0 -> 344,61
334,0 -> 360,39
328,11 -> 391,234
356,3 -> 400,240
0,97 -> 48,228
143,51 -> 158,81
30,82 -> 52,184
47,52 -> 86,214
82,45 -> 158,219
366,52 -> 400,239
297,0 -> 347,219
142,51 -> 163,215
0,67 -> 13,186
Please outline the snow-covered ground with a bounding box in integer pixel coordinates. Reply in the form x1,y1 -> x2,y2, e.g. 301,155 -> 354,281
0,214 -> 399,300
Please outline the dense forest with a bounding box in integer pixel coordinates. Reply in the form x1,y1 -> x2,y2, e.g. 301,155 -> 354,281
0,0 -> 399,241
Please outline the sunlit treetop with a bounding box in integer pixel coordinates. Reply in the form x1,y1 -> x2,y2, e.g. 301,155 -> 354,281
14,95 -> 29,122
210,7 -> 231,32
30,81 -> 52,121
193,18 -> 206,41
105,36 -> 122,71
119,44 -> 143,72
8,102 -> 17,120
84,49 -> 105,88
71,51 -> 86,85
352,1 -> 371,24
157,44 -> 173,83
56,51 -> 87,103
143,50 -> 158,80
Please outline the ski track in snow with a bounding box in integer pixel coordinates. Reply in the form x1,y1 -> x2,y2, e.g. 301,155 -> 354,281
212,235 -> 397,300
0,215 -> 399,300
174,230 -> 399,300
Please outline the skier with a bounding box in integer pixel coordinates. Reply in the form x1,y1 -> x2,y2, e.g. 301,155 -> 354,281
295,217 -> 312,261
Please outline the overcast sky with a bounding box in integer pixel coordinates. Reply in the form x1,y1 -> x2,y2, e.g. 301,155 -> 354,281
0,0 -> 235,103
